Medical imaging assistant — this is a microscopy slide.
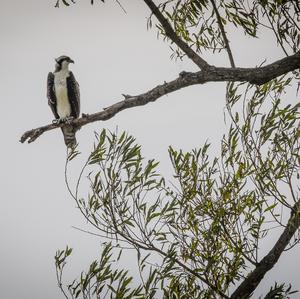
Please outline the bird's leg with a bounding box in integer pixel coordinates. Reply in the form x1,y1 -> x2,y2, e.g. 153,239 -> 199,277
52,116 -> 74,125
64,116 -> 74,124
52,118 -> 62,125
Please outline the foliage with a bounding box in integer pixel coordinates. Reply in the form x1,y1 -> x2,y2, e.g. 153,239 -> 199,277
262,282 -> 297,299
155,0 -> 300,59
53,0 -> 300,298
57,78 -> 299,297
55,243 -> 145,298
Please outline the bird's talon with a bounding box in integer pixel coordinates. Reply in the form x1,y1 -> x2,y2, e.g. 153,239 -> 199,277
65,116 -> 74,124
52,119 -> 61,124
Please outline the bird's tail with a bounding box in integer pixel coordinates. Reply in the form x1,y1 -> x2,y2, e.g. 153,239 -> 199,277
61,125 -> 77,147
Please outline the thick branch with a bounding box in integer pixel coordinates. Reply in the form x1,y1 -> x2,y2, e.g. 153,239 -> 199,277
20,51 -> 300,144
143,0 -> 209,70
231,200 -> 300,298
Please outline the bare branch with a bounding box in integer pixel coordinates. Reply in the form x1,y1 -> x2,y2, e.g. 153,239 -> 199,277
20,51 -> 300,144
231,200 -> 300,298
143,0 -> 210,70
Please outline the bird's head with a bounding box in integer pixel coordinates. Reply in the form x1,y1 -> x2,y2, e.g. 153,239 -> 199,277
55,55 -> 74,71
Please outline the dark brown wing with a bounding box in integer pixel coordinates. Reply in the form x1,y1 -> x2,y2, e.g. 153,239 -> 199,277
67,72 -> 80,118
47,72 -> 59,119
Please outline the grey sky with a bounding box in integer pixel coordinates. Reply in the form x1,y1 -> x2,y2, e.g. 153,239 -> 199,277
0,1 -> 299,298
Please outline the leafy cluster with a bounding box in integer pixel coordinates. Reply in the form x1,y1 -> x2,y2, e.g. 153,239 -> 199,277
154,0 -> 300,59
55,244 -> 146,299
57,74 -> 299,298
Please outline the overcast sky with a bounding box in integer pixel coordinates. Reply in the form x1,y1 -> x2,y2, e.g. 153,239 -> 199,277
0,1 -> 299,298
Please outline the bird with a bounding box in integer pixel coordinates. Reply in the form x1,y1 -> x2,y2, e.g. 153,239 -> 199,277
47,55 -> 80,147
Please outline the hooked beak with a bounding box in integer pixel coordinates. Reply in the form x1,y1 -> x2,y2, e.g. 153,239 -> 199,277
69,59 -> 74,64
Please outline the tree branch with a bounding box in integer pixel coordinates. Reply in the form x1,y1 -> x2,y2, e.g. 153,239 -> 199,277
143,0 -> 210,70
231,200 -> 300,298
210,0 -> 236,68
20,51 -> 300,144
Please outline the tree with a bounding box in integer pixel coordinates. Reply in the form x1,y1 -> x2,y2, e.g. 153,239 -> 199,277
21,0 -> 300,298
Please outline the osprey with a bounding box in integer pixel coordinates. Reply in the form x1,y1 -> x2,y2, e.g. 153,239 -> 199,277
47,55 -> 80,147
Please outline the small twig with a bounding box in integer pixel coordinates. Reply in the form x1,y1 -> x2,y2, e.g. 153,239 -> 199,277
210,0 -> 236,68
115,0 -> 126,13
71,226 -> 131,246
262,6 -> 289,57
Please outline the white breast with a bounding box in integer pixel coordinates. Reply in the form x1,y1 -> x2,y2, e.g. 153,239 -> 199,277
54,70 -> 71,119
